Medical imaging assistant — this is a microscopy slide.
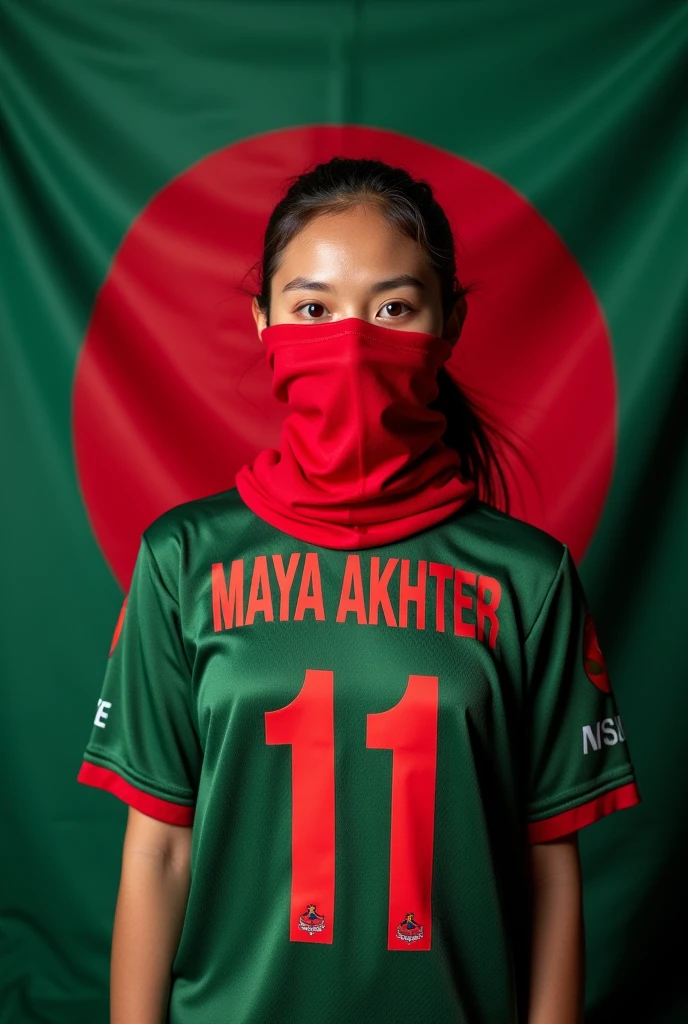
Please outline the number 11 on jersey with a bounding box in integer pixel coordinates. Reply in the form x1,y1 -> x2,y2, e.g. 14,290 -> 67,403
265,670 -> 439,950
369,672 -> 438,951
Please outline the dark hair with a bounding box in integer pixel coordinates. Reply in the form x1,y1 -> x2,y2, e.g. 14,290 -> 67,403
253,156 -> 522,513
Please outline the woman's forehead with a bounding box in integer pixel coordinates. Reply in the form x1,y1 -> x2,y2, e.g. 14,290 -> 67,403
273,205 -> 433,285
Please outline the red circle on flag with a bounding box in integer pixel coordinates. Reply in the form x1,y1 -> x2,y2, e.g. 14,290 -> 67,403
73,125 -> 617,587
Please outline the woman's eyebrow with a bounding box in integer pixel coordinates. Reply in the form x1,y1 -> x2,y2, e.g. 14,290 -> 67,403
282,274 -> 426,294
370,275 -> 425,293
282,277 -> 333,293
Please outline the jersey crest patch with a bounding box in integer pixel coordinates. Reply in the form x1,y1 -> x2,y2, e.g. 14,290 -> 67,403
298,904 -> 326,935
396,912 -> 424,943
583,612 -> 611,692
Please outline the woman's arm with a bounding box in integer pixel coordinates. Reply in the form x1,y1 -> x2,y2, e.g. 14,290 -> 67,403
111,806 -> 193,1024
528,832 -> 585,1024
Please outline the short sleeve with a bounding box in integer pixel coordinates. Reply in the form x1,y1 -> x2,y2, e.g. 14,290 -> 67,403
76,532 -> 202,825
525,544 -> 640,842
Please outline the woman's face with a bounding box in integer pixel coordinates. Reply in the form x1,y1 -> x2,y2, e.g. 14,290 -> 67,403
252,203 -> 465,342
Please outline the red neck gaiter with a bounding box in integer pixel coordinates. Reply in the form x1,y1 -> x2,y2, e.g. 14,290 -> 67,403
235,317 -> 478,548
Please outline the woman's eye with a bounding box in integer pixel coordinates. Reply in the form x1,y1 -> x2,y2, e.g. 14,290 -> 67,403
378,301 -> 411,319
297,302 -> 327,319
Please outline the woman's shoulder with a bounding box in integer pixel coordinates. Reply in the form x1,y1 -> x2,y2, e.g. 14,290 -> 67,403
454,497 -> 568,584
451,499 -> 573,633
141,485 -> 251,559
465,498 -> 565,557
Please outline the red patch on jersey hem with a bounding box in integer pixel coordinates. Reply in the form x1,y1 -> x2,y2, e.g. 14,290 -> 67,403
77,760 -> 195,825
527,781 -> 640,842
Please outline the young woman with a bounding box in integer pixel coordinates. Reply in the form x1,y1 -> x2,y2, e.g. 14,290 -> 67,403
77,157 -> 640,1023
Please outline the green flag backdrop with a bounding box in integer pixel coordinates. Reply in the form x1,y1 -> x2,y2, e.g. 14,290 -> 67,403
2,2 -> 687,1021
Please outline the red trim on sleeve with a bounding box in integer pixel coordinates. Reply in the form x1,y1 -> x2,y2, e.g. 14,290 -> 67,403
77,760 -> 195,826
528,781 -> 640,843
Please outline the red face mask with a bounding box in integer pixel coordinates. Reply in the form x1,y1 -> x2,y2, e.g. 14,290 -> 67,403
235,317 -> 478,548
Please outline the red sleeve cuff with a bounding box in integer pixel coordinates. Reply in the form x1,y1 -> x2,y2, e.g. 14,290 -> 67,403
77,760 -> 195,826
527,780 -> 640,843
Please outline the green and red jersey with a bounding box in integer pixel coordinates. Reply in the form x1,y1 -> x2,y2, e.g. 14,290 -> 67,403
77,488 -> 639,1022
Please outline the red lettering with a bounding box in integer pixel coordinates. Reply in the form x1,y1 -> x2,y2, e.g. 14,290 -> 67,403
477,575 -> 501,649
369,557 -> 399,626
294,553 -> 325,621
212,559 -> 244,630
453,569 -> 476,638
272,553 -> 301,621
336,555 -> 367,624
245,555 -> 274,625
429,562 -> 453,633
399,560 -> 427,630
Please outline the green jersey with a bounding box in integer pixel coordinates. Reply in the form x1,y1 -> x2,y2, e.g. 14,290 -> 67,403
77,488 -> 639,1022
